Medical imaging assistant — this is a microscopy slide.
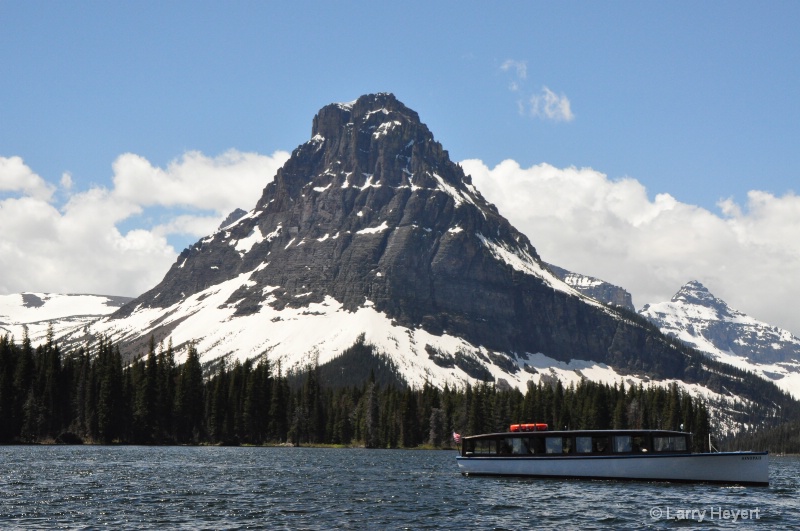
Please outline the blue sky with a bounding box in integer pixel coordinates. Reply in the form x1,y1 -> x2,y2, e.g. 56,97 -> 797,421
2,1 -> 800,334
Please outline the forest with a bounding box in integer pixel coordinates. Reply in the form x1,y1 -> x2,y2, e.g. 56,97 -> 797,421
0,328 -> 737,453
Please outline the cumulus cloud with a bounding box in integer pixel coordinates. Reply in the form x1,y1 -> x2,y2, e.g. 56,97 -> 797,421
111,149 -> 287,214
0,150 -> 289,297
461,159 -> 800,335
0,156 -> 56,201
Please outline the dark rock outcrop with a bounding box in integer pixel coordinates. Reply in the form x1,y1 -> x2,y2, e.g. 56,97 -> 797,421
547,263 -> 635,311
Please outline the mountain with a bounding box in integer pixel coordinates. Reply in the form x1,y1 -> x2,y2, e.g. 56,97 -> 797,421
0,293 -> 132,346
546,263 -> 635,311
68,93 -> 794,431
640,280 -> 800,399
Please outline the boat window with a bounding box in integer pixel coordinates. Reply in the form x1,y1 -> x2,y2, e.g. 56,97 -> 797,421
653,435 -> 688,452
498,438 -> 513,455
511,437 -> 530,455
529,437 -> 545,454
576,436 -> 593,453
465,438 -> 497,455
545,437 -> 562,454
592,436 -> 610,453
562,437 -> 573,454
614,435 -> 632,453
631,435 -> 648,453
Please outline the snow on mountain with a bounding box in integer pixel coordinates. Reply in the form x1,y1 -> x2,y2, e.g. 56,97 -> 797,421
0,293 -> 132,346
640,280 -> 800,399
80,273 -> 755,434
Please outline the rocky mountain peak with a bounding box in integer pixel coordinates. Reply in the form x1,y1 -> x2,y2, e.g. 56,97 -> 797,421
640,280 -> 800,389
670,280 -> 730,317
311,93 -> 421,140
263,92 -> 457,207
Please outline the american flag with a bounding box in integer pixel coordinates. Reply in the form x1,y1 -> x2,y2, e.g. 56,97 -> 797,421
452,431 -> 461,444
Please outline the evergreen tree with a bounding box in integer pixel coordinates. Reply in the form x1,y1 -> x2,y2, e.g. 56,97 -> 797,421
363,380 -> 380,448
174,343 -> 204,443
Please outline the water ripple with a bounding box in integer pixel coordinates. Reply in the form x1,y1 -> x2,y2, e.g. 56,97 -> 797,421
0,447 -> 797,529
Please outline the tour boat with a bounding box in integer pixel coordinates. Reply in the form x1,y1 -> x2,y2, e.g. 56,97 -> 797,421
456,424 -> 768,486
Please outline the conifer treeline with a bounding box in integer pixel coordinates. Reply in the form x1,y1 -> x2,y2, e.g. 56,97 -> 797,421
1,331 -> 711,450
726,419 -> 800,455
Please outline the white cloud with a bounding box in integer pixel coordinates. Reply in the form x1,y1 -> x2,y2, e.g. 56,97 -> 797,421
529,87 -> 575,122
500,59 -> 527,79
0,150 -> 290,297
0,156 -> 56,201
111,149 -> 289,214
60,172 -> 73,190
152,214 -> 226,239
499,61 -> 574,122
462,159 -> 800,335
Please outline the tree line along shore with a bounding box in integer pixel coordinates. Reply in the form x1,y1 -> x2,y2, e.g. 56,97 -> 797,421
0,329 -> 760,452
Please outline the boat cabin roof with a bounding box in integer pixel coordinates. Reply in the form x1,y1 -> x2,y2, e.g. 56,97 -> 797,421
463,429 -> 690,440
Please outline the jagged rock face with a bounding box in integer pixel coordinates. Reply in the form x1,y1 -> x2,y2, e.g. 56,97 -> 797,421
111,94 -> 708,377
217,208 -> 247,230
546,263 -> 635,311
641,280 -> 800,365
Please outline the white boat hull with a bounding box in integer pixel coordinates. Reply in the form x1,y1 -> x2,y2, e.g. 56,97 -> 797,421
456,451 -> 768,485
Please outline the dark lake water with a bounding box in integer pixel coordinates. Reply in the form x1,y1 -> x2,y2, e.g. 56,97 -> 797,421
0,446 -> 797,529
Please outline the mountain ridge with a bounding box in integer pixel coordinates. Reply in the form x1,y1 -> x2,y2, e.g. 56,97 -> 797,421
0,292 -> 132,345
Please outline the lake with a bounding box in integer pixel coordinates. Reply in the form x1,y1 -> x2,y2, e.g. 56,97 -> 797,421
0,446 -> 797,529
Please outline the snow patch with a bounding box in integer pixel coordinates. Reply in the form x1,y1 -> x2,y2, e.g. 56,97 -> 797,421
233,226 -> 264,254
360,174 -> 380,190
356,221 -> 390,235
373,120 -> 402,139
265,225 -> 282,242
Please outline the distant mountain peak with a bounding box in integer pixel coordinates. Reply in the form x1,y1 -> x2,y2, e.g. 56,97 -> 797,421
641,281 -> 800,397
669,280 -> 732,318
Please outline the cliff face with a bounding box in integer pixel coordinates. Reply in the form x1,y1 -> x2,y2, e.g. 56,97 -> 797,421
546,263 -> 635,311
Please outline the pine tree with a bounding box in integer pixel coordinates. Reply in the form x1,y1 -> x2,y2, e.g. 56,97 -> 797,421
363,380 -> 380,448
174,343 -> 204,443
0,335 -> 16,442
157,339 -> 176,442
